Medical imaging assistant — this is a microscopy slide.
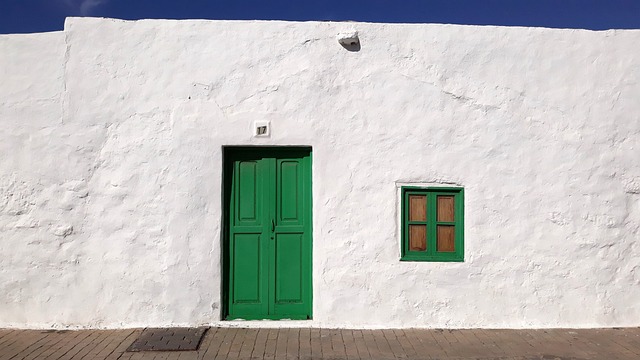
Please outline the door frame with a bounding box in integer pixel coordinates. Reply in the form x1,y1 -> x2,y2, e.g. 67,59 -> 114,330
221,146 -> 313,320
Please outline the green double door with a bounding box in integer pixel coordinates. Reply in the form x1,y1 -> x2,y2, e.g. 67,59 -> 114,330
224,148 -> 312,320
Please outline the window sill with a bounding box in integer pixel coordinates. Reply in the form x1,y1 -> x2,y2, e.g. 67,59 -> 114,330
400,255 -> 464,262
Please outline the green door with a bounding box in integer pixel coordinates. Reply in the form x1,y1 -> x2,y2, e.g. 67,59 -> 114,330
224,147 -> 312,320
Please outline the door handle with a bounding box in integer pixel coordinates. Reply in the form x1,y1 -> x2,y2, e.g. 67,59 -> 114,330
270,219 -> 275,240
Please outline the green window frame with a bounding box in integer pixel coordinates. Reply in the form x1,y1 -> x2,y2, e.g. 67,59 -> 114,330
401,187 -> 464,262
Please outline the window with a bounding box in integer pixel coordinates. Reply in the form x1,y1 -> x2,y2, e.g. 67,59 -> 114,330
401,187 -> 464,262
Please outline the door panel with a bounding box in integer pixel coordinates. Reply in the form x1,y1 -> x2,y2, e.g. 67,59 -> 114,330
232,234 -> 262,303
225,148 -> 312,320
237,161 -> 259,223
274,233 -> 303,303
278,160 -> 301,223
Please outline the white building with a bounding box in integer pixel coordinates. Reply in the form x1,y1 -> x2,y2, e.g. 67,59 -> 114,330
0,18 -> 639,329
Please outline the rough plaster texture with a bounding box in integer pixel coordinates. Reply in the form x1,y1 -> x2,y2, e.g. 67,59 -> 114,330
0,18 -> 639,329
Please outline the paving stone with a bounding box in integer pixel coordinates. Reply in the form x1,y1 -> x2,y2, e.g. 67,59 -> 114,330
0,327 -> 639,359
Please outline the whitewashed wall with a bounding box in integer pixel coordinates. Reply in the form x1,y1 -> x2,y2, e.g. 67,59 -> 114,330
1,18 -> 639,329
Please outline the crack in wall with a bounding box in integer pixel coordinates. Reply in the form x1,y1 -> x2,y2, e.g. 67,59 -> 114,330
61,29 -> 71,125
399,73 -> 502,112
219,85 -> 280,110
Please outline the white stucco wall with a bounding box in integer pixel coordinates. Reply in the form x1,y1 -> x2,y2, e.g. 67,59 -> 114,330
1,18 -> 639,329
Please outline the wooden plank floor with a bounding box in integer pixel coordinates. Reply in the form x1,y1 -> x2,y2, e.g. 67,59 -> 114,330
0,327 -> 638,359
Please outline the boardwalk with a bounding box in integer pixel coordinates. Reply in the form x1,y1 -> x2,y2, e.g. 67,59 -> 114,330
0,327 -> 639,359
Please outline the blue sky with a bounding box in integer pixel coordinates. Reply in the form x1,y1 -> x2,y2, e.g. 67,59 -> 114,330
1,0 -> 639,34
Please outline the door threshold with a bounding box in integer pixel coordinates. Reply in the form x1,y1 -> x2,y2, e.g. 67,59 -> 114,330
217,319 -> 317,328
